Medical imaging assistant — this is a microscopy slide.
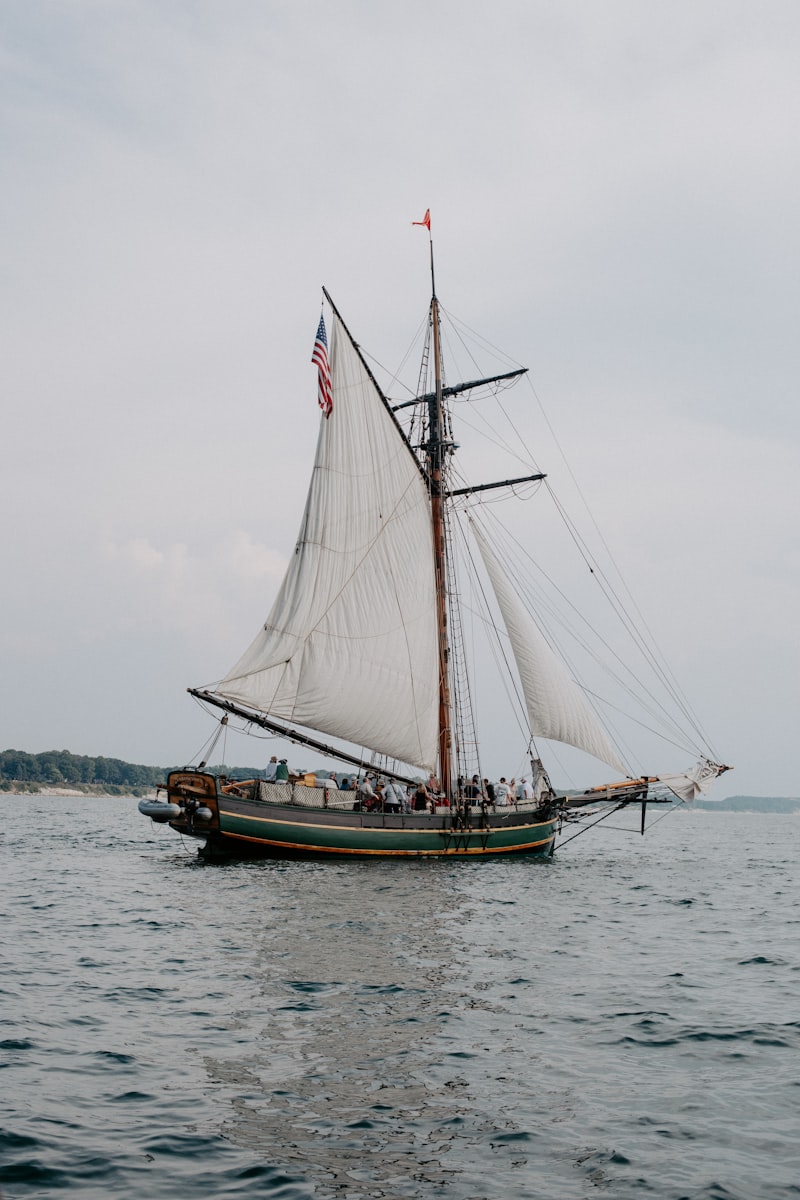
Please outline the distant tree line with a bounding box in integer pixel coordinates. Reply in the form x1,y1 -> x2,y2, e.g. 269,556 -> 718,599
0,749 -> 165,791
0,749 -> 264,795
695,794 -> 800,813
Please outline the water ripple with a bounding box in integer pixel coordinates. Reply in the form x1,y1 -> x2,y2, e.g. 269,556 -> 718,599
1,799 -> 799,1197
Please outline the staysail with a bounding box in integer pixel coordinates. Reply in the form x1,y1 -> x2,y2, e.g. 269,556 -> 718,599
211,310 -> 440,770
470,518 -> 628,775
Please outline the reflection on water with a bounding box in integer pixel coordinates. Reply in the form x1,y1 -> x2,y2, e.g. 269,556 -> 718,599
205,862 -> 468,1195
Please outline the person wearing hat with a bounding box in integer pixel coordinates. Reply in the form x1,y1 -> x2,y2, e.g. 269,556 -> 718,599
275,758 -> 290,782
356,773 -> 377,810
383,778 -> 403,813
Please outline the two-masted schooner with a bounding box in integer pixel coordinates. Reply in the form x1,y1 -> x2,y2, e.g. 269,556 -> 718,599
139,217 -> 728,857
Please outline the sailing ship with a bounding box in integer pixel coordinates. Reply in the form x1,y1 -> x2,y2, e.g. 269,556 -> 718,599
139,219 -> 729,858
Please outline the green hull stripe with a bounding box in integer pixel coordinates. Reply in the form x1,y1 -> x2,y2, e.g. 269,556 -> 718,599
214,805 -> 556,856
218,805 -> 552,837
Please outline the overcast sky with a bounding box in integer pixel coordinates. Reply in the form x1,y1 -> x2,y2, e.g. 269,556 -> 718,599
2,1 -> 798,797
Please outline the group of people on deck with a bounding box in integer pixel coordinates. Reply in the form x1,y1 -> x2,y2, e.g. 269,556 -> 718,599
460,775 -> 538,806
346,772 -> 542,813
265,755 -> 547,813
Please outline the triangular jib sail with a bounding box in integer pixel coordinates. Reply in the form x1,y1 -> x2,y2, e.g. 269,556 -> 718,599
470,517 -> 628,775
211,308 -> 440,771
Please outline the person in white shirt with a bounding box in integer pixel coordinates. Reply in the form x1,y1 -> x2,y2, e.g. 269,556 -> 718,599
265,756 -> 278,782
323,773 -> 338,798
383,780 -> 403,812
495,777 -> 511,805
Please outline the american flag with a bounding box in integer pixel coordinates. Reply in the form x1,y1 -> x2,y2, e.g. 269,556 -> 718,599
311,314 -> 333,418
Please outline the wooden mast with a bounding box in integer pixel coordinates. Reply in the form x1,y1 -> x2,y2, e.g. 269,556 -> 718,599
422,217 -> 453,801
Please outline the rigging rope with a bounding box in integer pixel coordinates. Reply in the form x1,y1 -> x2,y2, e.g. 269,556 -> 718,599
473,502 -> 710,766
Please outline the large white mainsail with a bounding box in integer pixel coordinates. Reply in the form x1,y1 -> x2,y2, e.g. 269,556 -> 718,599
211,310 -> 440,771
470,518 -> 628,775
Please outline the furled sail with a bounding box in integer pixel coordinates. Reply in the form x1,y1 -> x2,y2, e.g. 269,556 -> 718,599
470,519 -> 628,775
212,310 -> 440,771
656,759 -> 727,802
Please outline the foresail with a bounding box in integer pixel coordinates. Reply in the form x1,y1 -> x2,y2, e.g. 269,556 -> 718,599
470,519 -> 628,775
212,310 -> 440,771
656,759 -> 727,802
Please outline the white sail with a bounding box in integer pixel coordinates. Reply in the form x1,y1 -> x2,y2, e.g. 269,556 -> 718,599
657,759 -> 726,802
470,519 -> 628,775
213,311 -> 440,771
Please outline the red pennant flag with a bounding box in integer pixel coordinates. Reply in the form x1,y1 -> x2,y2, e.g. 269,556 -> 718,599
412,208 -> 431,230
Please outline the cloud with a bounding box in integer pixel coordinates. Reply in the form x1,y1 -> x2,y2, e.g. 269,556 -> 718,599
97,532 -> 286,643
227,532 -> 287,583
108,536 -> 166,571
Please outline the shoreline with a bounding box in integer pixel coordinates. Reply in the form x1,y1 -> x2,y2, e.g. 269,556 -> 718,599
2,786 -> 149,799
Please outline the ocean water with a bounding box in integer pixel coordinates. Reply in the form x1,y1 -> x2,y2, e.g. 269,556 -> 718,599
1,796 -> 798,1200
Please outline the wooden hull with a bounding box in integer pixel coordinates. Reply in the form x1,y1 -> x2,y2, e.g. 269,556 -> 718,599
156,771 -> 558,860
